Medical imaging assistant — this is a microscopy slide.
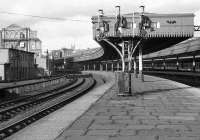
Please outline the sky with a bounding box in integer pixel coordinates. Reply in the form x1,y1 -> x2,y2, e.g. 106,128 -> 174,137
0,0 -> 200,52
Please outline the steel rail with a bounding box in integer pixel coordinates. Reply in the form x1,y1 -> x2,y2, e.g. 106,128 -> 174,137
0,79 -> 77,110
0,79 -> 84,123
0,77 -> 96,139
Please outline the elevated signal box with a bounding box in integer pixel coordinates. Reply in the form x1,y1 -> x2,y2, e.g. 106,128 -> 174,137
92,12 -> 194,39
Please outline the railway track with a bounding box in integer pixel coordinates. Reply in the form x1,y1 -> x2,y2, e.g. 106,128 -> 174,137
0,79 -> 83,122
0,79 -> 77,110
0,77 -> 96,139
144,70 -> 200,87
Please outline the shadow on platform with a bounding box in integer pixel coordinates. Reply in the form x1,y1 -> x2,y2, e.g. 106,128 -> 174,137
143,79 -> 168,82
137,86 -> 190,96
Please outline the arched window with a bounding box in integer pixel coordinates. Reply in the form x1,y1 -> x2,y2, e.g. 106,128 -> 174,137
20,32 -> 25,39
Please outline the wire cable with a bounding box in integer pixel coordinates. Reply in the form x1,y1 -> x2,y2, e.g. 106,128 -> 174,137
0,11 -> 90,22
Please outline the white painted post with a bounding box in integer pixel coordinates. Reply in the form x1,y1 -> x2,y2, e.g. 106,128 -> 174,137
134,56 -> 137,77
93,64 -> 96,71
139,45 -> 144,81
176,56 -> 179,71
193,55 -> 196,72
122,58 -> 125,72
122,41 -> 125,72
128,41 -> 132,71
117,62 -> 120,71
111,62 -> 114,71
100,63 -> 103,71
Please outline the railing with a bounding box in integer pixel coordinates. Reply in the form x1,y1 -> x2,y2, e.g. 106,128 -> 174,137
0,76 -> 68,95
73,47 -> 104,62
0,73 -> 94,96
95,31 -> 194,38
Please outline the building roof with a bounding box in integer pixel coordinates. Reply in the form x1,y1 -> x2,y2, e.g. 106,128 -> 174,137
92,12 -> 194,19
0,48 -> 35,54
31,38 -> 42,42
61,48 -> 74,51
143,37 -> 200,59
6,24 -> 23,29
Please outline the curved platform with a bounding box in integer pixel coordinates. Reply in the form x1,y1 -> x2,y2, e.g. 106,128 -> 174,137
56,73 -> 200,140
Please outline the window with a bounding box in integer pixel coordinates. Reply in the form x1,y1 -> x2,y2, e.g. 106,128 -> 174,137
20,32 -> 25,39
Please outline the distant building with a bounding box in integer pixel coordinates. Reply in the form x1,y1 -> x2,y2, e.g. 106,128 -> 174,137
51,47 -> 74,59
51,50 -> 62,59
0,48 -> 36,81
0,24 -> 48,77
1,24 -> 42,56
35,54 -> 49,76
61,48 -> 74,57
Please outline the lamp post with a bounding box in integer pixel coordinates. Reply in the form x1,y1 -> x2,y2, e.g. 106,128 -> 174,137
115,5 -> 126,72
98,9 -> 104,32
115,5 -> 121,36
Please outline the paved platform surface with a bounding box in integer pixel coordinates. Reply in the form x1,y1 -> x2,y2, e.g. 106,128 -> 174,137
56,74 -> 200,140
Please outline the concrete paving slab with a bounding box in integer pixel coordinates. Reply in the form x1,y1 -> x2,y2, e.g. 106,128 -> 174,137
56,73 -> 200,140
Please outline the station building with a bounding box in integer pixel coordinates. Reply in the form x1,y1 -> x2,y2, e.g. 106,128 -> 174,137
1,24 -> 42,56
51,48 -> 74,59
0,48 -> 36,81
0,24 -> 51,77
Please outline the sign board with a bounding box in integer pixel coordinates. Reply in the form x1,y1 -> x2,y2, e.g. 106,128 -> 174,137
20,42 -> 25,48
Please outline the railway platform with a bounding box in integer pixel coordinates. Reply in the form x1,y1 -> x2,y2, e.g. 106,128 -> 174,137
56,72 -> 200,140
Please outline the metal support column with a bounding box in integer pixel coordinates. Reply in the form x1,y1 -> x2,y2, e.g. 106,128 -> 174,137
128,41 -> 132,95
87,64 -> 90,71
100,63 -> 103,71
93,64 -> 96,71
128,60 -> 132,71
152,59 -> 154,70
111,62 -> 114,71
193,55 -> 196,72
122,58 -> 125,72
83,65 -> 85,71
133,56 -> 137,78
139,45 -> 144,81
105,63 -> 108,71
176,56 -> 179,71
163,58 -> 166,70
122,41 -> 126,72
117,62 -> 120,71
128,41 -> 132,72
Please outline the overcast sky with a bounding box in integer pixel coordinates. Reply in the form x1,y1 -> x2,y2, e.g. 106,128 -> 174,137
0,0 -> 200,52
